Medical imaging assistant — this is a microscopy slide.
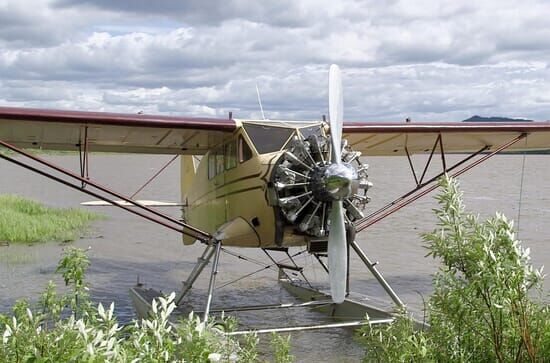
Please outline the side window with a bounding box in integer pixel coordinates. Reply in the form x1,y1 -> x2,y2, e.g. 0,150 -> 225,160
208,152 -> 216,179
239,135 -> 253,163
216,150 -> 224,175
208,147 -> 225,179
225,141 -> 237,170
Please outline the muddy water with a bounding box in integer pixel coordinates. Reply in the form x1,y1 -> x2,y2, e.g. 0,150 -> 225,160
1,154 -> 549,362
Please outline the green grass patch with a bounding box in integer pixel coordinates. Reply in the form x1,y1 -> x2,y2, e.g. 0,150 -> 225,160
0,146 -> 77,156
0,146 -> 15,157
0,195 -> 101,244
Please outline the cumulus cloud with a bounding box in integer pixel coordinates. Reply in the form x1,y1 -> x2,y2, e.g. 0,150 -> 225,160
0,0 -> 549,121
53,0 -> 328,28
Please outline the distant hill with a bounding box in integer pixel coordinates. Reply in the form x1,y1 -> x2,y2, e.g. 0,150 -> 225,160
462,116 -> 550,154
462,115 -> 533,122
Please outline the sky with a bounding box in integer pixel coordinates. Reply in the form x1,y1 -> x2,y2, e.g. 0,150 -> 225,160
1,0 -> 549,121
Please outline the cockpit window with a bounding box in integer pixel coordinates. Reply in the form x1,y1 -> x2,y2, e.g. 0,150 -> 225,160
243,124 -> 294,154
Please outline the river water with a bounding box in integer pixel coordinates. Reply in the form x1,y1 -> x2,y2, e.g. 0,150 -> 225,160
1,153 -> 549,362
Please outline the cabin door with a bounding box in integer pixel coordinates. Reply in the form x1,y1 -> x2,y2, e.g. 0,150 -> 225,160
207,148 -> 226,232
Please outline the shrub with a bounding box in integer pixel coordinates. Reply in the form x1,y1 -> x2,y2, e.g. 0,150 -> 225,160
357,176 -> 550,362
0,247 -> 292,362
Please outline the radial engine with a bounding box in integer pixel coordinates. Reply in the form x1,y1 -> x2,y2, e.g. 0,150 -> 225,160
270,130 -> 373,240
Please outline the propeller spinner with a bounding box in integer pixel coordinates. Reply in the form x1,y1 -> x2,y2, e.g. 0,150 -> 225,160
273,65 -> 373,304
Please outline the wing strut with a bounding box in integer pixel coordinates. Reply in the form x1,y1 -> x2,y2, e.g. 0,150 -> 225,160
130,154 -> 180,199
354,133 -> 527,233
0,139 -> 211,242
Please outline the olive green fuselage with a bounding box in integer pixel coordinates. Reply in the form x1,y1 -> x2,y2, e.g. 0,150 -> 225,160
182,120 -> 321,247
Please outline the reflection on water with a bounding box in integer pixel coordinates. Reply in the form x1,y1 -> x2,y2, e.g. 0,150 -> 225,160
1,154 -> 549,361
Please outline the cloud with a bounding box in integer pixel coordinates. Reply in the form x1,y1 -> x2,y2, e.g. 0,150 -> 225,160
0,1 -> 105,47
53,0 -> 322,28
0,0 -> 549,122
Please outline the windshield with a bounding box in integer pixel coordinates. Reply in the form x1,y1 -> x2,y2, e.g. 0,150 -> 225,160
243,124 -> 294,154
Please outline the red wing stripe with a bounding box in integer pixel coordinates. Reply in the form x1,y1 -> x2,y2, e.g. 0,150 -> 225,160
0,106 -> 235,131
343,121 -> 550,133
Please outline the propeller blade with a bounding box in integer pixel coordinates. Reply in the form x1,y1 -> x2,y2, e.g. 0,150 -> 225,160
328,200 -> 347,304
328,64 -> 343,163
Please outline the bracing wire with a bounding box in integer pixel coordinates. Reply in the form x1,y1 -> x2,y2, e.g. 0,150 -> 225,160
218,248 -> 308,289
516,137 -> 528,238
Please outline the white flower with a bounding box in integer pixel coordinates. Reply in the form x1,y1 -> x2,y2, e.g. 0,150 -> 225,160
98,303 -> 106,320
86,342 -> 95,356
107,337 -> 115,351
3,326 -> 12,344
108,302 -> 115,320
77,319 -> 87,340
208,352 -> 222,362
93,330 -> 104,344
195,321 -> 205,336
109,323 -> 119,336
166,303 -> 176,316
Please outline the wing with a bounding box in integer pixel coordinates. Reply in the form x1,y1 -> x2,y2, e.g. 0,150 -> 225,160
343,121 -> 550,156
0,106 -> 235,154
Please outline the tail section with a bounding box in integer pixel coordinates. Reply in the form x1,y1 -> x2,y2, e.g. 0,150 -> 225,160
181,155 -> 197,202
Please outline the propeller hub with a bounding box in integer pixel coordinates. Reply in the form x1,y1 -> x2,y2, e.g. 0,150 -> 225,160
310,163 -> 358,202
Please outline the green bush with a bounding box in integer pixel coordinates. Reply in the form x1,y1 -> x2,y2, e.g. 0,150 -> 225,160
0,247 -> 293,362
357,176 -> 550,362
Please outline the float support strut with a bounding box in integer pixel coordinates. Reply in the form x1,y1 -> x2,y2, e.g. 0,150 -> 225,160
175,243 -> 217,305
203,241 -> 222,322
350,239 -> 404,308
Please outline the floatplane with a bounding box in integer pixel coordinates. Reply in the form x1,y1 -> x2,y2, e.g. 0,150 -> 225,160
1,65 -> 550,334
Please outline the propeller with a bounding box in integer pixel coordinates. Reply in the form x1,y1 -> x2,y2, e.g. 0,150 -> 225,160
327,64 -> 347,304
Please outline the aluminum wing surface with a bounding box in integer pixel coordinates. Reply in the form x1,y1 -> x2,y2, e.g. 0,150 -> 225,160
0,106 -> 236,155
343,121 -> 550,156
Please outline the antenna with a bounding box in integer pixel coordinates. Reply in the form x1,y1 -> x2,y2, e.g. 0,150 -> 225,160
255,83 -> 266,120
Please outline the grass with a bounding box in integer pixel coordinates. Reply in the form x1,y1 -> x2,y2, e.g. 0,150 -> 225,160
0,147 -> 118,158
0,195 -> 101,244
0,146 -> 78,156
0,146 -> 15,156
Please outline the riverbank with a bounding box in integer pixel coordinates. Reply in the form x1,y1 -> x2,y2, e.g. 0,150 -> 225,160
0,195 -> 101,244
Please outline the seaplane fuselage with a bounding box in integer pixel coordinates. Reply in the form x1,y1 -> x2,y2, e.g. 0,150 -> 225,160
182,119 -> 371,248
